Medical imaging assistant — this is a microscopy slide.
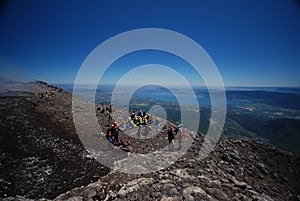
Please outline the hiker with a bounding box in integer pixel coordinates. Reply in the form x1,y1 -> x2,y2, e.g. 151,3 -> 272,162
113,122 -> 119,144
109,104 -> 115,112
138,109 -> 143,118
106,104 -> 113,113
108,114 -> 114,124
135,116 -> 142,126
50,89 -> 54,96
120,139 -> 131,152
130,110 -> 136,120
144,114 -> 150,125
117,138 -> 130,147
100,103 -> 105,113
168,126 -> 175,151
174,123 -> 183,149
125,138 -> 131,146
44,90 -> 49,99
106,131 -> 113,143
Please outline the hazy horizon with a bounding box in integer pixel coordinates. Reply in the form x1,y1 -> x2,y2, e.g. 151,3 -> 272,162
2,76 -> 300,89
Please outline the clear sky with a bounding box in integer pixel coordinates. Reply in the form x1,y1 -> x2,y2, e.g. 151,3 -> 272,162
0,0 -> 300,87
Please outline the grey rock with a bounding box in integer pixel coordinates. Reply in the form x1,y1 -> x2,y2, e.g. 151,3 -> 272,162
257,162 -> 268,174
257,162 -> 265,169
82,189 -> 96,199
234,180 -> 247,189
183,186 -> 215,201
261,193 -> 275,201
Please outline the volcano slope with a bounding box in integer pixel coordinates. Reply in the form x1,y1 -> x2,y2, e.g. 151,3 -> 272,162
0,82 -> 110,199
0,81 -> 299,201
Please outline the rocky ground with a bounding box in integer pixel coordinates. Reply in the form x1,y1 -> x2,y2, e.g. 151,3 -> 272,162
0,81 -> 299,200
51,137 -> 300,201
0,82 -> 109,199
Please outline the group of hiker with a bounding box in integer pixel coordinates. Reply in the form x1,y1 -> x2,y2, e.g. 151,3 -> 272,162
41,89 -> 55,99
100,104 -> 133,152
38,81 -> 63,99
129,109 -> 163,138
105,121 -> 131,152
130,110 -> 151,126
101,103 -> 189,152
97,103 -> 115,115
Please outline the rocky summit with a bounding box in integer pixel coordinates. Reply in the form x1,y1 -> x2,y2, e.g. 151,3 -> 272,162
0,81 -> 299,201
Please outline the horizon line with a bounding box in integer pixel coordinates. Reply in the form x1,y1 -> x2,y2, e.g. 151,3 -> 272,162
55,83 -> 300,88
1,77 -> 299,88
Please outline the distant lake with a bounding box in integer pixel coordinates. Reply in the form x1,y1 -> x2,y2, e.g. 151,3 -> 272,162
134,90 -> 246,106
61,84 -> 248,106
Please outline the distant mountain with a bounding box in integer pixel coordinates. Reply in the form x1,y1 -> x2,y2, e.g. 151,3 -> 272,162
226,90 -> 300,110
0,77 -> 22,93
226,86 -> 300,94
0,77 -> 21,85
0,78 -> 55,95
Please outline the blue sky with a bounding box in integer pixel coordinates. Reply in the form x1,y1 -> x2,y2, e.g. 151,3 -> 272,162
0,0 -> 300,86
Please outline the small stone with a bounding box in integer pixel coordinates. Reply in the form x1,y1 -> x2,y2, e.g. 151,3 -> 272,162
230,152 -> 240,161
257,162 -> 265,169
272,173 -> 278,179
257,162 -> 268,174
234,181 -> 247,189
247,189 -> 259,195
227,168 -> 235,175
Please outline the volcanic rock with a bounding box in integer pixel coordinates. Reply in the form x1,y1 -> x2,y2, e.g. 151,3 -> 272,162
0,80 -> 299,201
